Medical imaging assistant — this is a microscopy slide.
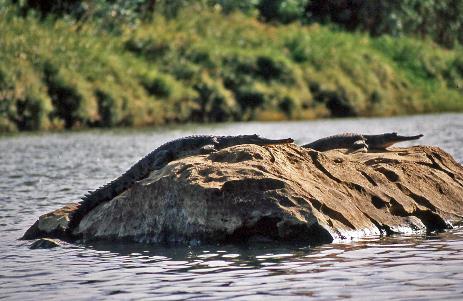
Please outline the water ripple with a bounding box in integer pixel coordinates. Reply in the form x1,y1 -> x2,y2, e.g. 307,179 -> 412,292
1,114 -> 463,300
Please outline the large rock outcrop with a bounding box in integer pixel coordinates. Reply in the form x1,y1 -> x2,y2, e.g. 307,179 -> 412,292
25,144 -> 463,245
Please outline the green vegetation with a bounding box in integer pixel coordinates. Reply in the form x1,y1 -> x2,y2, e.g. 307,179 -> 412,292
1,2 -> 462,132
305,0 -> 463,49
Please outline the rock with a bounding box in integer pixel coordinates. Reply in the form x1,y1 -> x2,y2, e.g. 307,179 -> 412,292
30,238 -> 61,249
22,203 -> 79,240
70,144 -> 463,244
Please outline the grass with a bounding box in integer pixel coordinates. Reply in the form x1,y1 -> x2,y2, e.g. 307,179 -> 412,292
1,6 -> 462,132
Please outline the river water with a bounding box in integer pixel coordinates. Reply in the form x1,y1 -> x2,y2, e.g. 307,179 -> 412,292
1,113 -> 463,300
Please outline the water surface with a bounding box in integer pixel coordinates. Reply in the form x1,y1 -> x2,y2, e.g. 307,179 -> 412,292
1,114 -> 463,300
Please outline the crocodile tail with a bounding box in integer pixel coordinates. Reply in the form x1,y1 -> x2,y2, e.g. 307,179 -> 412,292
66,153 -> 157,235
67,177 -> 130,234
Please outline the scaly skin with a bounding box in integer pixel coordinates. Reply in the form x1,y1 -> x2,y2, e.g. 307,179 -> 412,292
302,132 -> 423,152
67,135 -> 293,234
363,133 -> 423,149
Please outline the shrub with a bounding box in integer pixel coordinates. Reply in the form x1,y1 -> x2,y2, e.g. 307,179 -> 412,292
284,32 -> 312,63
258,0 -> 308,24
222,52 -> 295,83
0,58 -> 53,131
234,85 -> 268,119
305,0 -> 463,48
212,0 -> 259,15
43,62 -> 91,128
125,37 -> 171,60
278,96 -> 296,117
1,2 -> 462,133
140,71 -> 173,98
191,73 -> 238,122
256,55 -> 287,81
95,89 -> 118,127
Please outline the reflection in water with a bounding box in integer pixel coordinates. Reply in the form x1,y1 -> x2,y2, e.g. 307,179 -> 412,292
1,114 -> 463,300
3,230 -> 463,300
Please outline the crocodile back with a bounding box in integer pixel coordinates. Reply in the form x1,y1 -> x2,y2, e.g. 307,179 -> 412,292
303,133 -> 364,151
67,134 -> 291,235
67,135 -> 218,234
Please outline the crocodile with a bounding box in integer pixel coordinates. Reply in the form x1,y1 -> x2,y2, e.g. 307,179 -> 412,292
302,132 -> 423,152
67,134 -> 294,234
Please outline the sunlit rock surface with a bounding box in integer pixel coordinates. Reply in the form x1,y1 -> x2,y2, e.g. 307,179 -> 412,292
29,238 -> 61,249
72,144 -> 463,244
22,203 -> 78,240
25,144 -> 463,245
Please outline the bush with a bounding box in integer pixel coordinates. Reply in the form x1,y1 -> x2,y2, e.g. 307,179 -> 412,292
43,62 -> 85,128
0,57 -> 53,131
191,73 -> 238,122
278,96 -> 296,117
284,32 -> 312,63
211,0 -> 259,15
234,85 -> 268,120
305,0 -> 463,48
14,95 -> 49,130
17,0 -> 155,30
221,52 -> 295,84
1,2 -> 462,132
140,71 -> 173,98
258,0 -> 308,23
95,89 -> 119,127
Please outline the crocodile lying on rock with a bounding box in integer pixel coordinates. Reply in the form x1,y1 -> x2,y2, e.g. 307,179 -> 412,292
302,132 -> 423,152
67,134 -> 294,234
25,141 -> 463,245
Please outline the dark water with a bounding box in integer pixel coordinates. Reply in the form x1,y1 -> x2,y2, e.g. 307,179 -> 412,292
1,113 -> 463,300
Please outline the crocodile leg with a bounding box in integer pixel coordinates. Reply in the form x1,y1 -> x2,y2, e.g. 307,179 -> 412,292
199,144 -> 217,154
349,139 -> 368,153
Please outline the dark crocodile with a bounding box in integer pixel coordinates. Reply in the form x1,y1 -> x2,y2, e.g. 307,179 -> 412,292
302,132 -> 423,152
67,135 -> 294,234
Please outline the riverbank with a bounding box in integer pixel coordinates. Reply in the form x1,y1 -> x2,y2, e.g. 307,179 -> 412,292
1,6 -> 462,132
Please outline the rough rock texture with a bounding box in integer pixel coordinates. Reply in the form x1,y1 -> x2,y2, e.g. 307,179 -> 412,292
67,144 -> 463,244
22,203 -> 78,240
29,238 -> 61,249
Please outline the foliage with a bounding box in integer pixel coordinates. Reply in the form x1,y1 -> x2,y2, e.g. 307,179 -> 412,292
0,3 -> 462,132
14,0 -> 463,48
258,0 -> 308,23
305,0 -> 463,48
15,0 -> 153,31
